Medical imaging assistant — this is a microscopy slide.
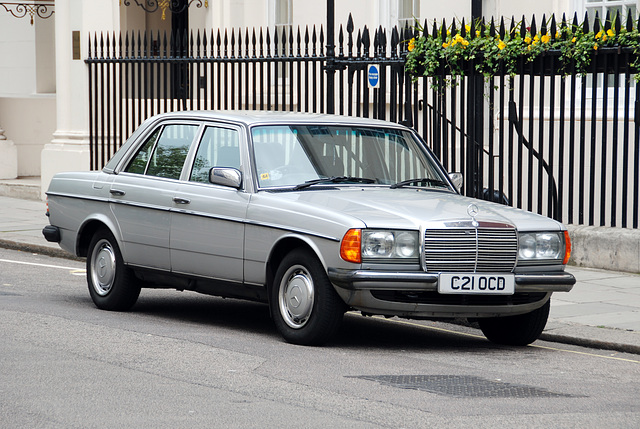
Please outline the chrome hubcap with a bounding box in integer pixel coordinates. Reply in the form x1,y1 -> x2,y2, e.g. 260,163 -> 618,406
278,265 -> 314,329
90,239 -> 116,296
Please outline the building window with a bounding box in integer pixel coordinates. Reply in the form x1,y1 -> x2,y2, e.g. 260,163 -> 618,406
584,0 -> 637,23
274,0 -> 292,80
398,0 -> 419,29
275,0 -> 292,35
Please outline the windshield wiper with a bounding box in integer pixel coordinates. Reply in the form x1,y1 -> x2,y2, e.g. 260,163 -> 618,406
390,178 -> 450,189
293,176 -> 376,190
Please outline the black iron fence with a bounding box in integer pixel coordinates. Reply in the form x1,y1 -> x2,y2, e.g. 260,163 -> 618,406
87,26 -> 328,167
86,12 -> 639,229
407,12 -> 640,229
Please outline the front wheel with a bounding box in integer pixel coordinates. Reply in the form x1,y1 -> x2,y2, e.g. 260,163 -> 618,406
86,228 -> 140,311
478,300 -> 550,346
270,249 -> 345,346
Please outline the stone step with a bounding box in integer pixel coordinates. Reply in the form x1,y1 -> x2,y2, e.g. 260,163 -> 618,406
0,177 -> 42,201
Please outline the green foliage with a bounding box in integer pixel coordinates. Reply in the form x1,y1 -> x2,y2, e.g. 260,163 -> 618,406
405,16 -> 640,87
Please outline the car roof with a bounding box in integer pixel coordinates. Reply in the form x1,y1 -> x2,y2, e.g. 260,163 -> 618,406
104,110 -> 415,174
149,110 -> 408,128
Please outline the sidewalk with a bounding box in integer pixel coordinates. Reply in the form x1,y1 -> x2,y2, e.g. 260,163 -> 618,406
1,194 -> 639,353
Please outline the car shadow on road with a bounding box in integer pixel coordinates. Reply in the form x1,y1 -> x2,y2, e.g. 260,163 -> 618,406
127,290 -> 509,352
333,313 -> 500,352
132,290 -> 278,337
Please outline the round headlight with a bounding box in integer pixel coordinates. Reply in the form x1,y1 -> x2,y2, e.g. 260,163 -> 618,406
536,233 -> 561,258
519,234 -> 536,259
395,231 -> 418,258
363,231 -> 394,257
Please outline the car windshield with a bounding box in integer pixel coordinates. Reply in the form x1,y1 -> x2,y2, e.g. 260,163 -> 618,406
251,125 -> 449,190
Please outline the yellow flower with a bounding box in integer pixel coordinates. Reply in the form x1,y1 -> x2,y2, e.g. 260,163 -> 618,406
541,34 -> 550,44
476,30 -> 480,37
442,42 -> 449,48
596,30 -> 603,39
556,31 -> 561,38
594,44 -> 599,50
524,36 -> 532,44
461,38 -> 469,46
571,37 -> 577,43
607,29 -> 615,37
602,34 -> 608,42
534,34 -> 540,41
451,38 -> 458,46
498,40 -> 506,50
527,45 -> 533,51
408,38 -> 415,52
465,24 -> 471,33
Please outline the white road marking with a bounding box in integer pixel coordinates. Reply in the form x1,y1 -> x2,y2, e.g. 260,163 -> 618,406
0,258 -> 84,272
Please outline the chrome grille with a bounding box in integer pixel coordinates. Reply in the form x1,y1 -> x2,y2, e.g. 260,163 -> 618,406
424,227 -> 518,273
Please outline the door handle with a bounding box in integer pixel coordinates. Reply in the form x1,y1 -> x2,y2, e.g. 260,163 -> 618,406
109,189 -> 126,196
173,197 -> 191,205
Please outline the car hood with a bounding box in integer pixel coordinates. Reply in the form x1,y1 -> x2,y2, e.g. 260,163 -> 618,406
279,187 -> 564,231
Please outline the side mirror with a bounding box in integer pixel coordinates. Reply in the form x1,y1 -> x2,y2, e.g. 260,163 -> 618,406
448,172 -> 463,193
209,167 -> 242,189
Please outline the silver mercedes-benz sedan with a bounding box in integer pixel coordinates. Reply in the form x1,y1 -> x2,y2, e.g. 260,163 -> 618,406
43,111 -> 575,346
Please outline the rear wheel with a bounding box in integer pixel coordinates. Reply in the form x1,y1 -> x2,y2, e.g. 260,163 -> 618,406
478,300 -> 550,346
270,249 -> 345,346
86,228 -> 140,311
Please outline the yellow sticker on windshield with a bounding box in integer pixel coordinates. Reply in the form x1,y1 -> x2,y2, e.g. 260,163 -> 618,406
260,173 -> 270,180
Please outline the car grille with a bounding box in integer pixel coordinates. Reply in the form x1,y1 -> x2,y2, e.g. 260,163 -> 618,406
424,227 -> 518,273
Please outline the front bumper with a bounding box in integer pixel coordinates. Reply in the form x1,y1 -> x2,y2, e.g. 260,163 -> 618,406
327,268 -> 575,318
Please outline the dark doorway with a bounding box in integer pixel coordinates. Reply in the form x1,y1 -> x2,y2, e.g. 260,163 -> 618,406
171,0 -> 189,100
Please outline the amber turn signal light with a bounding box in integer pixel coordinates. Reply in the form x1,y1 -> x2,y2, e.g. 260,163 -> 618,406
563,230 -> 571,265
340,229 -> 362,263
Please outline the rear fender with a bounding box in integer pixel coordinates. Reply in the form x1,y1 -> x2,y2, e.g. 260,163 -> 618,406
76,214 -> 123,258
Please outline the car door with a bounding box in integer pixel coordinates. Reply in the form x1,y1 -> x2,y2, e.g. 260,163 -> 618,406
109,122 -> 199,270
170,124 -> 249,282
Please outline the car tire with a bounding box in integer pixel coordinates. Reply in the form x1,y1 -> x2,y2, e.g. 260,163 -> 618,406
478,299 -> 550,346
270,249 -> 345,346
86,228 -> 140,311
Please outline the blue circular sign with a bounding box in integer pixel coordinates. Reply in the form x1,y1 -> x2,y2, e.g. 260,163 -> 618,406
368,64 -> 379,88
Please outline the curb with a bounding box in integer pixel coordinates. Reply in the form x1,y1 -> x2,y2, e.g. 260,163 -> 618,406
539,332 -> 640,355
0,239 -> 84,262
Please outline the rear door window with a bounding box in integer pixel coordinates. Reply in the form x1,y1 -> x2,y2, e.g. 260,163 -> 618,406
125,124 -> 198,180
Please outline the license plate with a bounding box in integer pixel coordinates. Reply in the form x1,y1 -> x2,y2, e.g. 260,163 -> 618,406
438,273 -> 515,295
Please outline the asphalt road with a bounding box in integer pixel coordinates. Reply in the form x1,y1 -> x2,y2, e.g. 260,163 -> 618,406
1,248 -> 639,428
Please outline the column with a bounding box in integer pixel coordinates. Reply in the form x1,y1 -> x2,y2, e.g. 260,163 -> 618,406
0,125 -> 18,180
40,0 -> 118,199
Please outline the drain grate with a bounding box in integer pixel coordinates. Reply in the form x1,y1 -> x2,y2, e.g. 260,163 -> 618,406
348,375 -> 581,398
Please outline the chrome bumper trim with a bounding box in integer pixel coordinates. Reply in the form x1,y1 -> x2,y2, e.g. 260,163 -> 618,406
327,268 -> 575,293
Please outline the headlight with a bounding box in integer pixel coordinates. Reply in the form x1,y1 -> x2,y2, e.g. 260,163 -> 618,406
518,231 -> 568,262
341,229 -> 419,263
363,231 -> 395,257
